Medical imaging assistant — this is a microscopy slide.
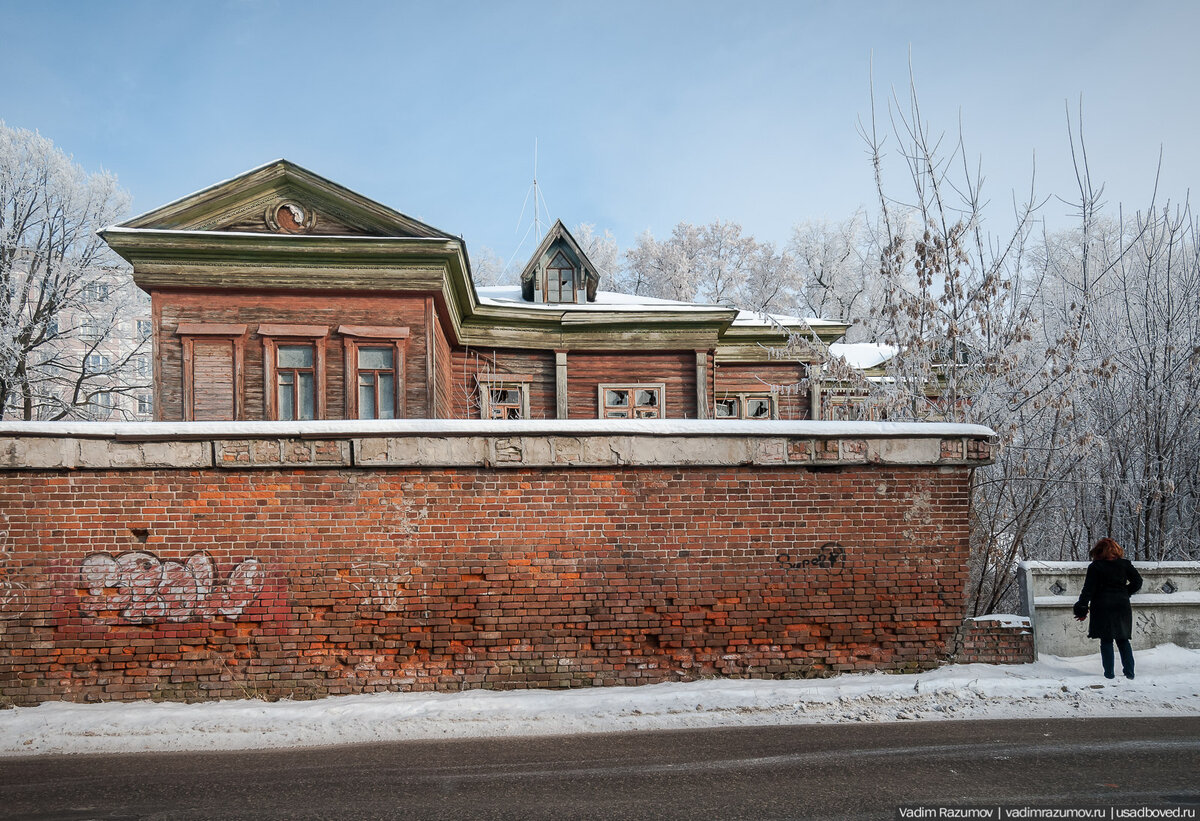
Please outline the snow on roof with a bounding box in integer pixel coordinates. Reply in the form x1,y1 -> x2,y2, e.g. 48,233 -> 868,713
828,342 -> 899,370
475,285 -> 731,313
731,310 -> 843,328
477,288 -> 844,329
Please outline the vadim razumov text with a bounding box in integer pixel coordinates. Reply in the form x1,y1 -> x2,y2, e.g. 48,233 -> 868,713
898,807 -> 1197,820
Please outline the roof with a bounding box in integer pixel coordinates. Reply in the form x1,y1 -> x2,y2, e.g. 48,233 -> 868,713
828,342 -> 899,370
115,159 -> 455,240
477,285 -> 730,314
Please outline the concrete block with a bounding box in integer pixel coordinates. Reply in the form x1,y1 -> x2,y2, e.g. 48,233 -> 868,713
0,437 -> 78,469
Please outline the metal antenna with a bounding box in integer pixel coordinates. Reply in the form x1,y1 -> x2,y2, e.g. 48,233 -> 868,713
533,139 -> 542,244
506,138 -> 553,273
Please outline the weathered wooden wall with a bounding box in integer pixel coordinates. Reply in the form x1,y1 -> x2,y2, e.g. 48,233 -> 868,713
714,361 -> 811,419
153,291 -> 430,421
566,351 -> 698,419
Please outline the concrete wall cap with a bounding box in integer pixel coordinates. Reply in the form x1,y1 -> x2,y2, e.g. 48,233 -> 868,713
0,419 -> 997,441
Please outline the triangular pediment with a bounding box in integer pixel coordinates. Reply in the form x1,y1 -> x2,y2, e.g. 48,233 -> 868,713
118,160 -> 453,239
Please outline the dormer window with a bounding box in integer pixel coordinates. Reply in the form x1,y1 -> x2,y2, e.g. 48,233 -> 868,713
546,250 -> 577,303
518,221 -> 600,304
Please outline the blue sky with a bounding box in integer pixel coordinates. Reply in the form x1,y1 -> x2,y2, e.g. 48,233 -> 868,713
3,0 -> 1198,265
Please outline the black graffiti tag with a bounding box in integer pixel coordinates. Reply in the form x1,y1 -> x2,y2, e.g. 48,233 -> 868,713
776,542 -> 846,571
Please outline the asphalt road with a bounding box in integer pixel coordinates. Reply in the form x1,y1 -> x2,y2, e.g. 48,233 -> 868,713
2,717 -> 1198,820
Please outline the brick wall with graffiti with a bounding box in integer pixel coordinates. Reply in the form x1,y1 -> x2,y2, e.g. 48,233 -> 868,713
0,426 -> 993,706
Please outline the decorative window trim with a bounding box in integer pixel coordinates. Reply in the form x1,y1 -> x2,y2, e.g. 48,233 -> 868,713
478,373 -> 532,420
714,392 -> 777,420
598,382 -> 666,419
177,323 -> 247,421
260,325 -> 329,421
338,325 -> 409,420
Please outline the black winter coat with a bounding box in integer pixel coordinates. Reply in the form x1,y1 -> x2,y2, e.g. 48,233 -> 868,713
1072,559 -> 1143,640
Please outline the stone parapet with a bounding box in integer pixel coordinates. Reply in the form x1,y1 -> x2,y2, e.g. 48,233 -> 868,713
0,420 -> 996,471
1019,560 -> 1200,656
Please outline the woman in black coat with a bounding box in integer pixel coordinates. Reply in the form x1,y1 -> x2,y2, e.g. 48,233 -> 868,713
1073,537 -> 1143,679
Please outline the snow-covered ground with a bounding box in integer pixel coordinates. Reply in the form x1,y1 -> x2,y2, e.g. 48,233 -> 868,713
2,644 -> 1197,757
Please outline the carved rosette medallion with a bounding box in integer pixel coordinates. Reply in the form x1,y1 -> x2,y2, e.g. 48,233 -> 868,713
265,200 -> 317,234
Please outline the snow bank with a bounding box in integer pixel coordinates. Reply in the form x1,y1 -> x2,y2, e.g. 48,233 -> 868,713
3,645 -> 1197,757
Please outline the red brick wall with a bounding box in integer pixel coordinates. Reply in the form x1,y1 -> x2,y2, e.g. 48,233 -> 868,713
953,619 -> 1034,664
153,291 -> 430,421
0,461 -> 972,706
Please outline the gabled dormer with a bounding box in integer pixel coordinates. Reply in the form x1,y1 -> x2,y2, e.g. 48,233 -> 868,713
519,220 -> 600,304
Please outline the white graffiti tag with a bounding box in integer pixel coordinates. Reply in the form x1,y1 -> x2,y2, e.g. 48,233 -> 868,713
349,562 -> 411,611
79,551 -> 264,624
0,515 -> 30,618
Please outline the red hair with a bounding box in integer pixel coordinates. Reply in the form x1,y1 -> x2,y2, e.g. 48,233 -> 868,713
1090,537 -> 1124,561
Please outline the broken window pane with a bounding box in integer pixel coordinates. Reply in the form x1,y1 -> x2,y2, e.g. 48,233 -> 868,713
635,389 -> 658,407
746,397 -> 771,419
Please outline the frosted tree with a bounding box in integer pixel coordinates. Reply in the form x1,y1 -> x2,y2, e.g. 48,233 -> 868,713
0,121 -> 146,420
789,213 -> 888,341
623,225 -> 703,301
572,222 -> 620,288
856,76 -> 1103,614
470,246 -> 512,287
739,240 -> 796,315
1063,203 -> 1200,561
690,221 -> 757,306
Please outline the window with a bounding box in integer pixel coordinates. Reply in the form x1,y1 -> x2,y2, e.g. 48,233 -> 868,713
85,353 -> 111,373
133,355 -> 151,379
276,344 -> 316,421
338,326 -> 408,420
356,346 -> 396,419
478,375 -> 531,419
599,383 -> 665,419
82,282 -> 111,302
90,392 -> 113,419
177,322 -> 247,421
714,393 -> 775,420
260,324 -> 329,421
136,320 -> 153,340
80,317 -> 103,342
137,394 -> 153,415
546,250 -> 576,303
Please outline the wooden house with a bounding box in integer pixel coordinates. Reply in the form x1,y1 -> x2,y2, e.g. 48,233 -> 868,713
100,160 -> 847,422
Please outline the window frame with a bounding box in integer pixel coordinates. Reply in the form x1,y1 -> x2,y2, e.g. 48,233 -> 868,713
545,250 -> 578,304
80,316 -> 103,342
338,325 -> 409,420
82,282 -> 111,302
85,353 -> 111,374
598,382 -> 666,419
714,392 -> 777,420
90,391 -> 114,419
260,324 -> 329,421
177,322 -> 248,422
477,373 -> 532,420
